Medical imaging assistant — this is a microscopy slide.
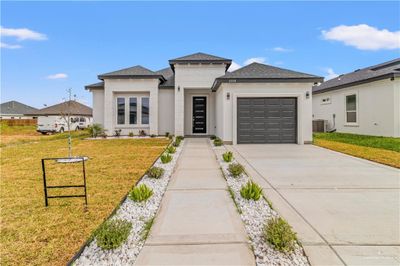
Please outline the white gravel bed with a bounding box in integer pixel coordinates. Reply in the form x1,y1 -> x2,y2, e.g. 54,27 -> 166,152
74,141 -> 184,266
211,141 -> 309,266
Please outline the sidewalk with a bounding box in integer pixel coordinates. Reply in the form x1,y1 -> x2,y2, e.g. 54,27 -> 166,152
135,138 -> 255,266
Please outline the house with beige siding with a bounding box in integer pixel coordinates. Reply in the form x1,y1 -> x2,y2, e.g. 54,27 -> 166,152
85,52 -> 322,144
313,58 -> 400,137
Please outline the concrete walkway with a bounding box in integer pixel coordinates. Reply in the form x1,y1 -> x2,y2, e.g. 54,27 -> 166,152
229,144 -> 400,266
135,138 -> 255,266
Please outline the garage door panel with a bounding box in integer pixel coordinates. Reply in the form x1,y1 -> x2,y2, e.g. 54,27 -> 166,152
237,97 -> 297,144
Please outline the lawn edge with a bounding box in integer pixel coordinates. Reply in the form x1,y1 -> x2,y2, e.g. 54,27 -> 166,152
66,138 -> 172,266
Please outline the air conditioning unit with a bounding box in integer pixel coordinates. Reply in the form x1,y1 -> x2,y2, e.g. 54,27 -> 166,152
312,119 -> 328,133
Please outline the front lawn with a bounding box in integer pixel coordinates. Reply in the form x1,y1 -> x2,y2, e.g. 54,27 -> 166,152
0,137 -> 169,265
313,133 -> 400,168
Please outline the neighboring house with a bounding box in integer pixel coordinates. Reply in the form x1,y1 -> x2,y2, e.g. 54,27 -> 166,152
30,100 -> 93,133
313,58 -> 400,137
0,100 -> 38,120
85,52 -> 322,144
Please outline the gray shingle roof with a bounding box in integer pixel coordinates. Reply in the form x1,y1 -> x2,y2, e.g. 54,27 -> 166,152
169,52 -> 231,62
85,81 -> 104,90
98,65 -> 164,80
212,62 -> 323,90
313,58 -> 400,94
156,67 -> 175,88
0,101 -> 38,115
30,100 -> 92,116
169,52 -> 232,71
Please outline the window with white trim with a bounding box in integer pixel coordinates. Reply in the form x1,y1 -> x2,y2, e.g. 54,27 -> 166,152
141,97 -> 149,125
129,97 -> 137,124
117,97 -> 125,125
115,96 -> 149,126
345,94 -> 357,123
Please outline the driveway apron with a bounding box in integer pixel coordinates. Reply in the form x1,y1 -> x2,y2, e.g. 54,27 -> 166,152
135,138 -> 255,266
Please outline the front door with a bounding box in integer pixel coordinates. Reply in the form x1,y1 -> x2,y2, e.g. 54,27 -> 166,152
192,96 -> 207,134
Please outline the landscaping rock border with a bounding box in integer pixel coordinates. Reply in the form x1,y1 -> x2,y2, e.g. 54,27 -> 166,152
211,141 -> 309,266
74,140 -> 184,266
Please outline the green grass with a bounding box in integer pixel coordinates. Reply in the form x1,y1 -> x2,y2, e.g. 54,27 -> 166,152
0,136 -> 169,266
313,132 -> 400,152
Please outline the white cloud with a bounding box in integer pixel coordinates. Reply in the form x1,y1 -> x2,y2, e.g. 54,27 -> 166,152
272,47 -> 293,52
0,42 -> 22,49
46,73 -> 68,79
0,26 -> 47,41
322,24 -> 400,50
228,61 -> 242,72
324,68 -> 339,80
244,57 -> 266,65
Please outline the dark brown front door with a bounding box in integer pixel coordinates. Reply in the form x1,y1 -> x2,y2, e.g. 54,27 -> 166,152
192,96 -> 207,134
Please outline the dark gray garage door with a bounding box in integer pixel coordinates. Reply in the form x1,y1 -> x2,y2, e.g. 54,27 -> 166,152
237,97 -> 297,144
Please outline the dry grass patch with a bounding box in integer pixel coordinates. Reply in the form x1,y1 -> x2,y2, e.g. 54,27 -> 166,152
314,139 -> 400,168
0,137 -> 169,266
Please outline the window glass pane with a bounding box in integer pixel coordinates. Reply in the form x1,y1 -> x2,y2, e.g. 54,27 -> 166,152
141,97 -> 149,124
117,98 -> 125,124
347,111 -> 356,123
129,97 -> 137,124
346,95 -> 356,111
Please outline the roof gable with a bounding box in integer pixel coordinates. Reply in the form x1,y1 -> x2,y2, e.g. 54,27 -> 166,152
98,65 -> 164,80
0,101 -> 38,115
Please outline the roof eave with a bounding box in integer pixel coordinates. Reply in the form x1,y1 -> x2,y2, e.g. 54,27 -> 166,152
212,77 -> 324,91
169,60 -> 232,72
97,75 -> 166,81
313,73 -> 398,95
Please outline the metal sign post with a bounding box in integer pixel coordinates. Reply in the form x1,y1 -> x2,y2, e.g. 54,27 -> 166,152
41,157 -> 88,207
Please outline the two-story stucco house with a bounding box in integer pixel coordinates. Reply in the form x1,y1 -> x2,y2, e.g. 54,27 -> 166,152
85,52 -> 322,144
313,58 -> 400,137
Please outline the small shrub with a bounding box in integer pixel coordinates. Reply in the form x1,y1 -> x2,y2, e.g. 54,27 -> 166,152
240,181 -> 263,201
150,134 -> 156,138
210,135 -> 216,140
147,167 -> 165,179
222,151 -> 233,162
168,135 -> 173,140
114,129 -> 121,137
213,138 -> 223,146
166,146 -> 176,154
139,130 -> 146,137
95,219 -> 132,250
165,132 -> 170,138
129,184 -> 153,202
128,132 -> 134,137
173,139 -> 181,147
264,217 -> 297,252
160,153 -> 173,164
176,136 -> 184,141
88,123 -> 103,138
101,132 -> 108,139
228,163 -> 244,177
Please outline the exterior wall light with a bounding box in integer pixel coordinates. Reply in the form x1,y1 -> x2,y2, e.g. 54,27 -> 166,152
306,91 -> 310,99
178,86 -> 180,92
226,92 -> 230,100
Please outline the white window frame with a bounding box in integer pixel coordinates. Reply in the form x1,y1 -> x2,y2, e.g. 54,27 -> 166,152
141,97 -> 150,125
129,97 -> 138,125
115,95 -> 150,127
344,92 -> 358,126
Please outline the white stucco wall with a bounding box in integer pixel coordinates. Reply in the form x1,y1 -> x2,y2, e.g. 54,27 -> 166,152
312,78 -> 400,137
216,82 -> 314,144
103,78 -> 159,135
92,89 -> 104,125
183,89 -> 216,135
173,63 -> 227,136
158,89 -> 175,135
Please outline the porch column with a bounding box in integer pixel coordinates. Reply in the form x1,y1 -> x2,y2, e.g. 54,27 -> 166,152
174,86 -> 184,136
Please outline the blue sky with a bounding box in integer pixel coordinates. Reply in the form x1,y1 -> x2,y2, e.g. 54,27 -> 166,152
1,1 -> 399,108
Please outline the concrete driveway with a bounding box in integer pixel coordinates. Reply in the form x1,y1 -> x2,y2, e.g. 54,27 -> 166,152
229,144 -> 400,266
